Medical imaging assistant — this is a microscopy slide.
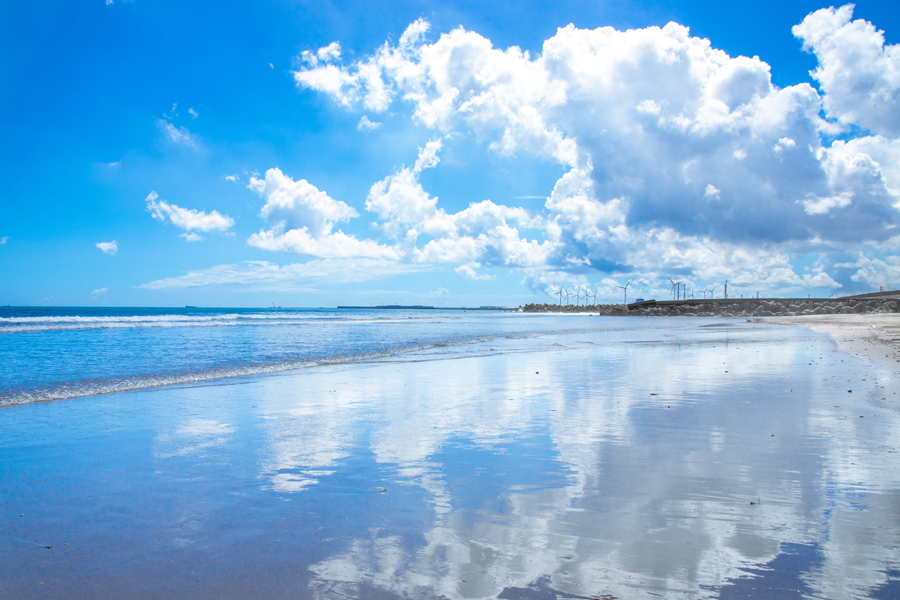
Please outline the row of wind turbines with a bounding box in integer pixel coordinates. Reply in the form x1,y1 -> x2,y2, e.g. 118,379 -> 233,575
667,276 -> 724,301
557,277 -> 731,306
557,288 -> 601,306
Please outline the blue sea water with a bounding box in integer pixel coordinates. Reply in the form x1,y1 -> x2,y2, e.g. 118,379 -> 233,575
0,306 -> 643,405
1,308 -> 899,598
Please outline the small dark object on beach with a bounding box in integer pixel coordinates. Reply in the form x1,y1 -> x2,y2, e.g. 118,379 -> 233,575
45,546 -> 52,549
20,514 -> 25,517
535,371 -> 539,374
750,498 -> 761,506
378,488 -> 388,493
650,393 -> 658,395
848,390 -> 852,393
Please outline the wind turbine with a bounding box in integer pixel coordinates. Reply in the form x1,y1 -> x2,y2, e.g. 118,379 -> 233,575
558,288 -> 563,306
617,280 -> 632,305
592,291 -> 598,306
667,276 -> 682,300
563,288 -> 570,305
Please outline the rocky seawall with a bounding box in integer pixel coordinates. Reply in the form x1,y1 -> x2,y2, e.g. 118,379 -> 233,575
521,296 -> 900,317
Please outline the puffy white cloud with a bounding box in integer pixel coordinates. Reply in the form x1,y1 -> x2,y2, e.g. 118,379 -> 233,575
794,5 -> 900,136
366,140 -> 443,230
146,191 -> 234,234
247,168 -> 398,259
188,107 -> 198,119
139,259 -> 429,290
704,184 -> 721,200
250,169 -> 357,236
96,240 -> 117,255
835,252 -> 900,287
281,9 -> 900,297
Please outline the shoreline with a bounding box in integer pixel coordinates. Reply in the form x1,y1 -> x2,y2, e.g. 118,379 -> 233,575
759,314 -> 900,405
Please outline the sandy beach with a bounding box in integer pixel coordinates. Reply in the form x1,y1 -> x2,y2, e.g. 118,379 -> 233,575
2,317 -> 899,599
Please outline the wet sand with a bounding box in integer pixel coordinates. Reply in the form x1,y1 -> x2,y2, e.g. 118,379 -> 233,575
761,314 -> 900,404
1,319 -> 898,599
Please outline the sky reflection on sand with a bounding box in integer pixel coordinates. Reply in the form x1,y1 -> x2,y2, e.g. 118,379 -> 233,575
1,320 -> 898,599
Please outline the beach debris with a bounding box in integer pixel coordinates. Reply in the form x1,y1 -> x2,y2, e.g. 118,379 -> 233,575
848,390 -> 852,393
378,488 -> 388,493
650,393 -> 658,395
19,514 -> 25,517
45,546 -> 52,550
536,371 -> 539,374
750,498 -> 761,505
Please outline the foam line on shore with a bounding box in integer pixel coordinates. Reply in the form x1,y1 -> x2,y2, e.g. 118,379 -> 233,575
0,325 -> 625,407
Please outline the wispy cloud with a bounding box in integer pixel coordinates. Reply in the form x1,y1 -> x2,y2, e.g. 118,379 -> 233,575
146,191 -> 234,235
91,287 -> 108,298
139,259 -> 430,290
357,116 -> 382,131
0,237 -> 7,245
157,119 -> 197,148
96,240 -> 118,255
455,263 -> 494,280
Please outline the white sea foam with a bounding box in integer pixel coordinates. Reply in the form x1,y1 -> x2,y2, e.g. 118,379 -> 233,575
0,336 -> 495,406
0,312 -> 426,333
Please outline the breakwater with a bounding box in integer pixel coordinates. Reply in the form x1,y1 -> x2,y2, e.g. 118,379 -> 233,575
521,295 -> 900,317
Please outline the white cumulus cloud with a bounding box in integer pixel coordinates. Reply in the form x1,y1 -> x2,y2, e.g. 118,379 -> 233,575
274,7 -> 900,297
794,5 -> 900,136
247,169 -> 398,259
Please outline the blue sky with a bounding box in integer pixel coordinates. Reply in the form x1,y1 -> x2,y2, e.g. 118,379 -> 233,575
1,0 -> 899,307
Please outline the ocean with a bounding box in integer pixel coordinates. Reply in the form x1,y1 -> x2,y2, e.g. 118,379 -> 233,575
1,308 -> 898,599
0,306 -> 651,406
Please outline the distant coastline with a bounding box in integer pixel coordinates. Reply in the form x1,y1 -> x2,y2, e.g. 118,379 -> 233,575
521,292 -> 900,317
